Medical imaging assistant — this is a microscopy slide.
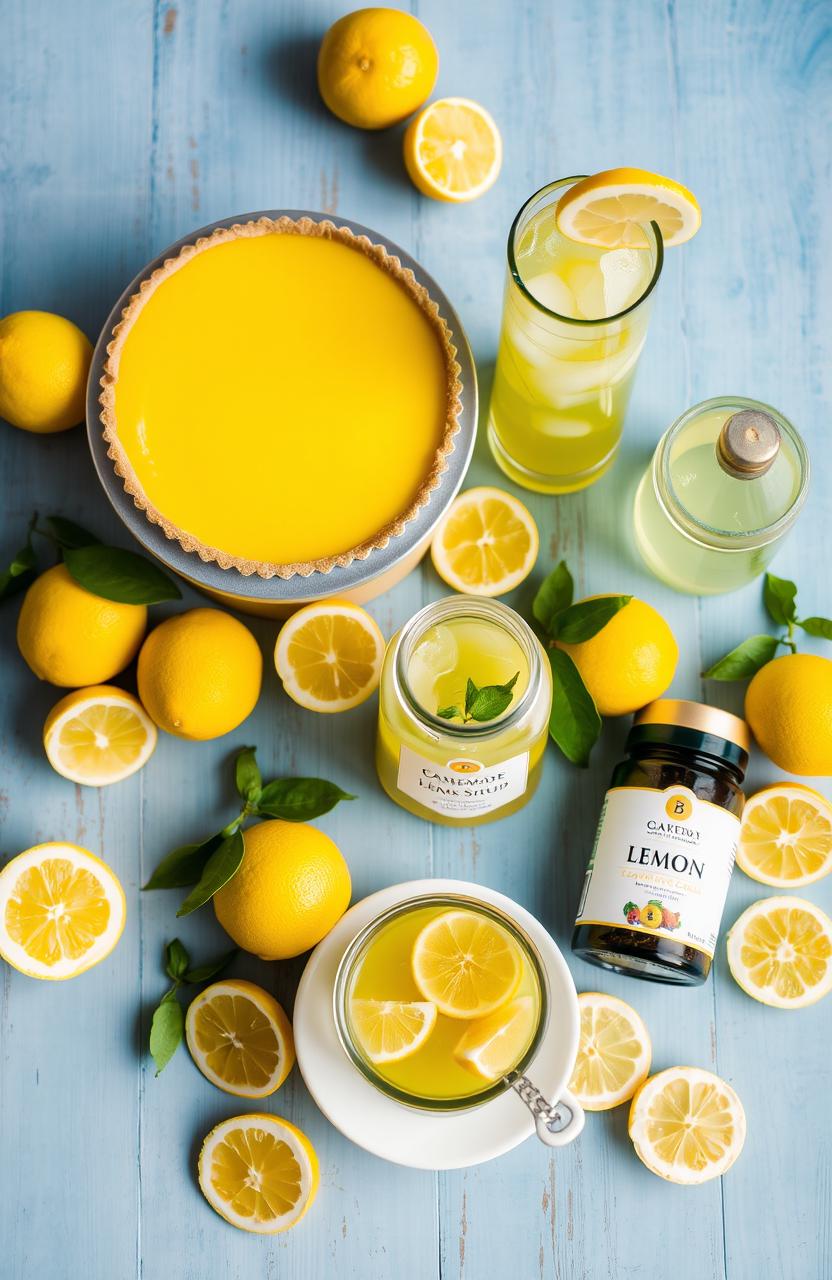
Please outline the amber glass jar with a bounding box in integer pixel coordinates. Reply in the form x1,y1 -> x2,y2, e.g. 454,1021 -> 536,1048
572,700 -> 750,985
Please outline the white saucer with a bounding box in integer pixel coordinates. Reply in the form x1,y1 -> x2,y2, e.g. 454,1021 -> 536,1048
293,878 -> 580,1170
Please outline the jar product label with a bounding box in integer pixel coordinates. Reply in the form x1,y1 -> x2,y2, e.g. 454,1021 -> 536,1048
396,746 -> 529,818
575,785 -> 740,958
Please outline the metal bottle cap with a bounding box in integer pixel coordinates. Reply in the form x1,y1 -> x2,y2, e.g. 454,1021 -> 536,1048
716,409 -> 781,479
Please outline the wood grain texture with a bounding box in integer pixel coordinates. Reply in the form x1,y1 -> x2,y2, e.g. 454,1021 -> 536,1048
0,1 -> 829,1277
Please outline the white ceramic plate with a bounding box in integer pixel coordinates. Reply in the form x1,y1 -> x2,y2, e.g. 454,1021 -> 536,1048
293,878 -> 580,1170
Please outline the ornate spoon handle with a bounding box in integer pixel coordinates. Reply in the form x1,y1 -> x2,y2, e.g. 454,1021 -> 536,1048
510,1073 -> 585,1148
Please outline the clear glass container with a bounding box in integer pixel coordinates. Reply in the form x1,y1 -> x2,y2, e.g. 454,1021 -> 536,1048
634,395 -> 809,594
488,177 -> 663,494
375,596 -> 552,825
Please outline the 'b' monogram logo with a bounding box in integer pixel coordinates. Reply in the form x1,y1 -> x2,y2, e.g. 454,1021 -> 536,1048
665,793 -> 693,821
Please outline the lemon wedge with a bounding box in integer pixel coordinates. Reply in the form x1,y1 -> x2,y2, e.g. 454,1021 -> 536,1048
568,992 -> 652,1111
198,1114 -> 319,1234
411,909 -> 522,1018
556,168 -> 701,249
274,600 -> 385,713
737,784 -> 832,887
726,895 -> 832,1009
43,684 -> 157,786
0,842 -> 126,980
350,998 -> 438,1063
628,1066 -> 746,1184
185,979 -> 295,1098
454,995 -> 537,1081
404,97 -> 502,203
430,486 -> 539,596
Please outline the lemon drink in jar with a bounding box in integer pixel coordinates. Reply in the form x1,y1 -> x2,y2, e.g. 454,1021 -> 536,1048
376,597 -> 552,825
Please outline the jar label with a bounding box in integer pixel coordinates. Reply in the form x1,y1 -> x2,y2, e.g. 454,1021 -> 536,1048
575,785 -> 740,958
396,746 -> 530,818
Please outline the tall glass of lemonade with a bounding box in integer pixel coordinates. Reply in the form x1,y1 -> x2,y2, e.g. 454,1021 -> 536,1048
488,177 -> 663,493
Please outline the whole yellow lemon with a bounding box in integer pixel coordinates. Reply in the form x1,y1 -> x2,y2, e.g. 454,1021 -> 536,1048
0,310 -> 93,433
557,596 -> 679,717
745,653 -> 832,776
317,7 -> 438,130
213,820 -> 351,960
17,564 -> 147,686
137,607 -> 262,740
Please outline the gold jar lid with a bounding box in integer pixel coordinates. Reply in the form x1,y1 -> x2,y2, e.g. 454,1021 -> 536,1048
634,699 -> 751,752
716,409 -> 780,479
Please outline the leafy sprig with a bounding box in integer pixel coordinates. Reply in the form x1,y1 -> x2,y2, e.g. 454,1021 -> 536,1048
143,745 -> 355,914
703,573 -> 832,680
437,672 -> 519,723
149,938 -> 237,1075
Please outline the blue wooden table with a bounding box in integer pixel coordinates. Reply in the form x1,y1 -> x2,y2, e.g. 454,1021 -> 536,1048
1,2 -> 830,1277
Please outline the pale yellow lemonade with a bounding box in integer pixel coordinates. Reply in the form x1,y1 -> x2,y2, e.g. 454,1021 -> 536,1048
344,902 -> 543,1103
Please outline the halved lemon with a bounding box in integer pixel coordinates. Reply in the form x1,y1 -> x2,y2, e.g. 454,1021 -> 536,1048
185,979 -> 295,1098
0,842 -> 126,979
430,486 -> 539,596
198,1113 -> 319,1234
568,992 -> 652,1111
454,995 -> 537,1081
736,784 -> 832,887
350,998 -> 437,1063
628,1066 -> 746,1184
403,97 -> 502,203
411,909 -> 522,1018
274,600 -> 385,713
556,168 -> 701,249
43,684 -> 157,786
726,895 -> 832,1009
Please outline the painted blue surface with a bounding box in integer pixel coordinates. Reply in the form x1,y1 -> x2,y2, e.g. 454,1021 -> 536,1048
1,2 -> 830,1277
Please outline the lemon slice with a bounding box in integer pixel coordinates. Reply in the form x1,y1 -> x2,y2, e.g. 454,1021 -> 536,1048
568,992 -> 652,1111
556,168 -> 701,249
274,600 -> 385,713
736,784 -> 832,887
198,1114 -> 319,1234
726,895 -> 832,1009
454,995 -> 537,1081
43,684 -> 157,786
430,486 -> 539,596
0,842 -> 126,980
628,1066 -> 746,1184
403,97 -> 502,203
185,979 -> 295,1098
411,909 -> 522,1018
350,998 -> 438,1063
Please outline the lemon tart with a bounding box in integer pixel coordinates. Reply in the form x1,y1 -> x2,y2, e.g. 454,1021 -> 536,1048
99,217 -> 462,579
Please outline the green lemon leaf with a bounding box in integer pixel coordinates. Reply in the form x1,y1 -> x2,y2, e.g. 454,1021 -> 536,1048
64,544 -> 181,604
702,634 -> 780,680
553,595 -> 632,644
45,515 -> 101,549
143,833 -> 225,890
149,989 -> 184,1076
797,616 -> 832,640
436,705 -> 461,721
547,649 -> 602,767
255,777 -> 356,822
164,938 -> 190,982
763,573 -> 797,625
467,672 -> 520,723
532,561 -> 574,635
234,745 -> 262,803
0,540 -> 37,601
177,829 -> 246,917
183,947 -> 238,985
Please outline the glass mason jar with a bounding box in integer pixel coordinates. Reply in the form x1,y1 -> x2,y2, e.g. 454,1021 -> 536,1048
488,177 -> 663,494
375,596 -> 552,826
633,396 -> 810,595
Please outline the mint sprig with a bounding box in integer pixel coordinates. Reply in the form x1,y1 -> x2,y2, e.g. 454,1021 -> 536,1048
149,938 -> 237,1075
437,672 -> 519,723
703,573 -> 832,680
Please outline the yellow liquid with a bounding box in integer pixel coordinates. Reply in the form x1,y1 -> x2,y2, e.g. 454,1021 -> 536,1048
347,904 -> 541,1101
489,205 -> 655,493
113,232 -> 449,563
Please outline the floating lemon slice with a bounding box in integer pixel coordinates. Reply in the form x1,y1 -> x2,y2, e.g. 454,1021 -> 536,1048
568,992 -> 652,1111
411,909 -> 522,1018
628,1066 -> 746,1184
274,600 -> 385,713
185,979 -> 295,1098
454,995 -> 537,1081
0,842 -> 126,980
430,486 -> 539,596
556,168 -> 701,249
350,998 -> 438,1063
736,784 -> 832,887
404,97 -> 502,203
198,1114 -> 319,1234
726,895 -> 832,1009
43,684 -> 157,786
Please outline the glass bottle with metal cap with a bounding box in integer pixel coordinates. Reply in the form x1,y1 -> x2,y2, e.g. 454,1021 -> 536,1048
633,395 -> 809,594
